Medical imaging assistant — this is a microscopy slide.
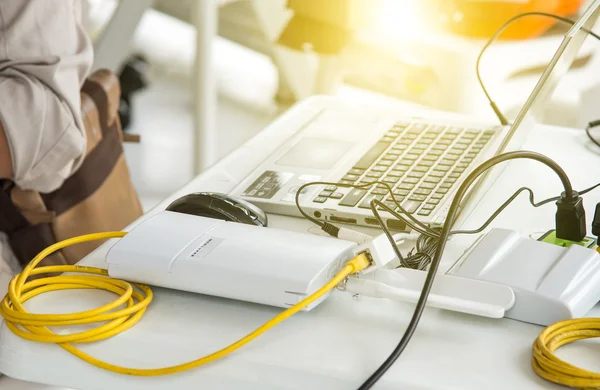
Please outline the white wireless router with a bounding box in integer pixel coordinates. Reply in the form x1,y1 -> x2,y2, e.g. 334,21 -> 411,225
106,211 -> 515,318
106,211 -> 358,310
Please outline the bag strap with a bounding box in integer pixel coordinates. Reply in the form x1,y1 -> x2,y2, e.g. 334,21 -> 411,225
41,77 -> 124,215
41,127 -> 123,215
81,78 -> 111,133
0,181 -> 27,236
0,182 -> 56,266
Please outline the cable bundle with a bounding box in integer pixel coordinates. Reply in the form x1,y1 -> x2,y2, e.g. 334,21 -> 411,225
533,318 -> 600,389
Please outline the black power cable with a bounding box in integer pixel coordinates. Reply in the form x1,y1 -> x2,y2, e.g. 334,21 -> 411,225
296,179 -> 600,240
452,179 -> 600,236
295,178 -> 600,270
586,119 -> 600,148
294,180 -> 438,268
579,181 -> 600,196
477,12 -> 600,126
451,186 -> 561,235
370,199 -> 438,270
356,151 -> 575,390
295,180 -> 434,237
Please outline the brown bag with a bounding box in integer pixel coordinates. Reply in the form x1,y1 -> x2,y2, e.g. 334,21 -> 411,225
0,69 -> 143,267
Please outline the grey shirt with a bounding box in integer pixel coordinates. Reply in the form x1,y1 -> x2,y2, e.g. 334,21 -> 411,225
0,0 -> 93,298
0,0 -> 93,192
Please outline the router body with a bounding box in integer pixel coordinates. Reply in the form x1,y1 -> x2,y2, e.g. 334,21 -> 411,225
106,211 -> 358,310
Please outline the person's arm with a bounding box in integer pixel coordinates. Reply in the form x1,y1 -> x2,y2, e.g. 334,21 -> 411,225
0,123 -> 11,179
0,1 -> 92,192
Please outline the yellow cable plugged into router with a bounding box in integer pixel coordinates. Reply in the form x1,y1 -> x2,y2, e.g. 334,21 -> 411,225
0,231 -> 371,377
3,230 -> 600,388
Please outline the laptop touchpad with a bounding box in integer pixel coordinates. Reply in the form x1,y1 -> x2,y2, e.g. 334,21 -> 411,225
276,138 -> 353,170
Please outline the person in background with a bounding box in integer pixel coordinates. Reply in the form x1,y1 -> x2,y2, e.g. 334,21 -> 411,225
0,1 -> 93,300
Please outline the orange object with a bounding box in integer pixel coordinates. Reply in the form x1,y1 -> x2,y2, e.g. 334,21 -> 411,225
420,0 -> 584,39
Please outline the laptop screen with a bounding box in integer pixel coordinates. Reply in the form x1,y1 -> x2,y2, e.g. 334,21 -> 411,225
495,0 -> 600,155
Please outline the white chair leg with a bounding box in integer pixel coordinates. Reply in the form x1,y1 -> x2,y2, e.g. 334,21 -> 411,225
192,0 -> 218,174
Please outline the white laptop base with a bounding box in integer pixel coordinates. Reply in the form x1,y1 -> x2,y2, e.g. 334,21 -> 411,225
229,4 -> 600,232
229,97 -> 507,231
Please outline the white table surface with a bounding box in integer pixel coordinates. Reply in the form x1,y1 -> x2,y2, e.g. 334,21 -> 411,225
2,97 -> 600,390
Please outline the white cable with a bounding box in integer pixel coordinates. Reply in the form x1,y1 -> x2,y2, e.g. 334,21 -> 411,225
334,229 -> 418,246
338,228 -> 372,244
392,233 -> 420,243
344,277 -> 509,319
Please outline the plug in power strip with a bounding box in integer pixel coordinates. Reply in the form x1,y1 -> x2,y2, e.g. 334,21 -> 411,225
538,229 -> 596,248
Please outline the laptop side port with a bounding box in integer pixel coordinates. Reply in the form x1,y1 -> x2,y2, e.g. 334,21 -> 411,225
365,217 -> 379,226
387,219 -> 407,231
329,216 -> 357,224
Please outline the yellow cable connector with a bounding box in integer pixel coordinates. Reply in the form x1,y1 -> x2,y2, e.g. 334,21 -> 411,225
0,233 -> 371,376
533,317 -> 600,389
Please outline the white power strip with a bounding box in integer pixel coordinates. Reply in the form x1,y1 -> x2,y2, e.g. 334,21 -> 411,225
449,228 -> 600,326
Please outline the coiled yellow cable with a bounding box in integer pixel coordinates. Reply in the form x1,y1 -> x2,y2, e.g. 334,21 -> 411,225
533,318 -> 600,389
0,232 -> 371,376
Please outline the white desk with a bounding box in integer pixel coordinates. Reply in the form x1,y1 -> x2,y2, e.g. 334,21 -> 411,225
2,98 -> 600,389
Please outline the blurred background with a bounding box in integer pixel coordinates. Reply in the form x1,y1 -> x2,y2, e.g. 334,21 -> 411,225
81,0 -> 600,211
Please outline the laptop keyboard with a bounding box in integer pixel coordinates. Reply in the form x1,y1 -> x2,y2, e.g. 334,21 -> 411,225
313,121 -> 498,217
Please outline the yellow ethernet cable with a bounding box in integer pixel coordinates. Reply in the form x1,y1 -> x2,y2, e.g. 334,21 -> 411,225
0,232 -> 371,376
533,317 -> 600,389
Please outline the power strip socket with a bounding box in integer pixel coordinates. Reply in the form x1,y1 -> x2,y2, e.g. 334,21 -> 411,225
538,229 -> 596,249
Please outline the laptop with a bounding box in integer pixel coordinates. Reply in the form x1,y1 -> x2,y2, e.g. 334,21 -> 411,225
230,1 -> 600,231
